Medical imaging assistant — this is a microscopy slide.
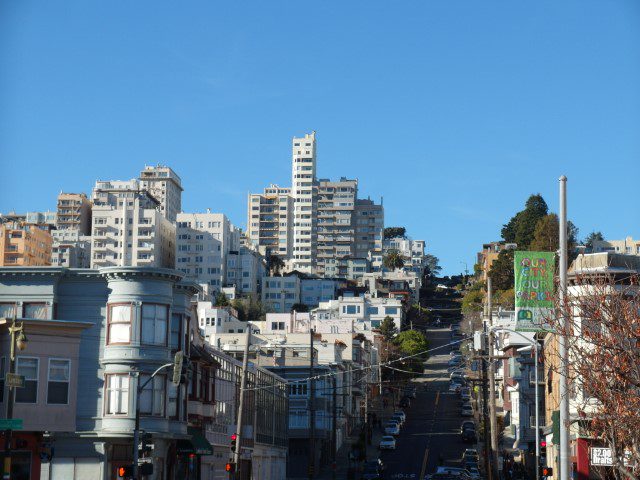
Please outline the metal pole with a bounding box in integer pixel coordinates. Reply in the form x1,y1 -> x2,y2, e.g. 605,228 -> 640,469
2,316 -> 17,480
558,175 -> 570,480
132,373 -> 141,480
487,278 -> 499,480
535,341 -> 540,475
234,329 -> 251,479
481,324 -> 493,480
308,328 -> 315,479
332,375 -> 337,480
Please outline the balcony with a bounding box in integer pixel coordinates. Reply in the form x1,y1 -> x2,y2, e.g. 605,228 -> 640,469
137,242 -> 154,250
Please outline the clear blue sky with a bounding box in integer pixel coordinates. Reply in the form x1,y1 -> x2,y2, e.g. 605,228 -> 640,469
1,1 -> 639,275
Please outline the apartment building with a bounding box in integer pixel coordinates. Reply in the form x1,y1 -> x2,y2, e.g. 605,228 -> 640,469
314,295 -> 404,331
51,230 -> 91,268
175,212 -> 240,297
383,236 -> 427,275
90,180 -> 176,268
0,221 -> 52,266
139,164 -> 183,222
355,199 -> 384,268
316,178 -> 358,276
246,184 -> 294,258
360,270 -> 423,304
291,132 -> 318,273
224,245 -> 266,296
262,274 -> 301,312
591,236 -> 640,255
477,241 -> 517,281
56,192 -> 92,234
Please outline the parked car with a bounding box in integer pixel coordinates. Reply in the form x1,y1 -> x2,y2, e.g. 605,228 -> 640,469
461,429 -> 477,443
391,414 -> 404,426
468,467 -> 481,479
464,460 -> 479,473
399,396 -> 411,408
448,358 -> 463,367
460,388 -> 471,401
384,422 -> 400,436
362,465 -> 382,480
461,405 -> 474,417
460,421 -> 476,434
449,382 -> 462,393
393,411 -> 406,423
463,449 -> 479,460
460,401 -> 472,411
404,387 -> 417,399
379,435 -> 396,450
436,466 -> 472,479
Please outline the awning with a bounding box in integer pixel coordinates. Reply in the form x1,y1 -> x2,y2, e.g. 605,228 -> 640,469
176,427 -> 213,456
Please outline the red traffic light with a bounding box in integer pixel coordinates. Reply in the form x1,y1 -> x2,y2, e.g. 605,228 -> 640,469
230,433 -> 237,441
540,440 -> 547,447
540,466 -> 553,476
117,465 -> 134,478
225,462 -> 236,473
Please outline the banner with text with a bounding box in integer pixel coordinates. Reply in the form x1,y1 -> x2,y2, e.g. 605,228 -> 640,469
514,251 -> 555,332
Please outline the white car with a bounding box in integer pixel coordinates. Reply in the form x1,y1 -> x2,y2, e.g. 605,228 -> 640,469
384,423 -> 400,435
379,435 -> 397,450
393,411 -> 406,423
461,405 -> 474,417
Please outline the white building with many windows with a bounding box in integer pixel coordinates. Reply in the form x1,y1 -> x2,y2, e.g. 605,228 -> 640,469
139,164 -> 183,222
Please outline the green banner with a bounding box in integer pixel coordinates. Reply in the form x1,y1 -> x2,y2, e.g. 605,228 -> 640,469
514,251 -> 555,331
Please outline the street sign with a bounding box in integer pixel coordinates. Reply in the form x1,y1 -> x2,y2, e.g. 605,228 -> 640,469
0,419 -> 23,430
6,373 -> 25,388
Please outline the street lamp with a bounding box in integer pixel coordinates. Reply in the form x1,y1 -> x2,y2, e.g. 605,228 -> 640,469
2,314 -> 29,480
489,326 -> 541,475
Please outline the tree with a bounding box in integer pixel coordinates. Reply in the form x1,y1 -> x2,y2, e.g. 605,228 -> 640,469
547,272 -> 640,480
501,194 -> 549,247
394,330 -> 429,372
584,231 -> 605,250
424,254 -> 442,277
290,303 -> 309,313
383,249 -> 405,270
384,227 -> 406,239
488,249 -> 515,291
529,214 -> 579,252
379,316 -> 398,341
268,255 -> 285,276
462,288 -> 484,313
214,292 -> 230,307
231,296 -> 266,321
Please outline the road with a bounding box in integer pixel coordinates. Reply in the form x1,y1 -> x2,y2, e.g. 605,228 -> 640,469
379,326 -> 474,479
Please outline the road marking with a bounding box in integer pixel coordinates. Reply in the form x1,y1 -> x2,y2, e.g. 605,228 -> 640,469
435,391 -> 440,407
419,447 -> 430,479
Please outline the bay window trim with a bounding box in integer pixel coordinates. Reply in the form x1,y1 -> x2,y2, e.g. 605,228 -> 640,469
106,303 -> 133,345
140,303 -> 169,347
104,373 -> 130,416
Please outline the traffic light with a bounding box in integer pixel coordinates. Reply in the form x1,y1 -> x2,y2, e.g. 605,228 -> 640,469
117,465 -> 134,479
225,462 -> 236,473
540,466 -> 553,477
230,433 -> 237,452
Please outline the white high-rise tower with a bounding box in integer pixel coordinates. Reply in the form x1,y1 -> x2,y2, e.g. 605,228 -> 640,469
291,132 -> 317,273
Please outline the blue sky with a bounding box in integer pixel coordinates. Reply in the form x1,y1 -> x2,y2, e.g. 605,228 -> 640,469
1,1 -> 639,275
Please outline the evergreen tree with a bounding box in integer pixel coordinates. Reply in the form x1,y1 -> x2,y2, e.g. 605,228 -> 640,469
379,316 -> 398,341
501,194 -> 549,248
488,249 -> 515,291
383,249 -> 405,270
583,231 -> 604,250
214,292 -> 230,307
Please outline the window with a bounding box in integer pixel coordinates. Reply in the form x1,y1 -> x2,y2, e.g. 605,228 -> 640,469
367,307 -> 379,315
141,304 -> 168,346
288,382 -> 308,396
108,304 -> 132,344
47,359 -> 70,404
140,374 -> 165,416
0,303 -> 16,318
15,357 -> 38,403
106,374 -> 129,414
343,305 -> 360,314
0,357 -> 4,403
23,303 -> 48,319
385,307 -> 399,315
170,314 -> 182,351
168,381 -> 179,419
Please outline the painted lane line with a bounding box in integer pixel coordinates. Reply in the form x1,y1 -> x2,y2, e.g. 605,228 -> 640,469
419,447 -> 430,480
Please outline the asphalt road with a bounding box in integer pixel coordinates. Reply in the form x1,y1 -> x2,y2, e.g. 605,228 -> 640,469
379,326 -> 475,479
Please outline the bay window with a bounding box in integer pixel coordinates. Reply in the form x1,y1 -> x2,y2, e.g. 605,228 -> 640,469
170,313 -> 182,351
47,359 -> 70,404
105,374 -> 129,414
107,304 -> 132,344
139,374 -> 165,416
141,304 -> 168,346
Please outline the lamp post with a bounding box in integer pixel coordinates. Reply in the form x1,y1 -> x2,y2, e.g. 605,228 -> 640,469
2,314 -> 28,480
489,326 -> 541,476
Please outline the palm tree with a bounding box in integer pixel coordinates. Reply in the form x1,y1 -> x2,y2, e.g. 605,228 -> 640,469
383,249 -> 405,271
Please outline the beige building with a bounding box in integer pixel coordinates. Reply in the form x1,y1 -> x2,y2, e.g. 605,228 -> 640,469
139,164 -> 183,222
246,184 -> 294,258
56,192 -> 92,234
355,198 -> 384,266
0,221 -> 52,266
51,230 -> 92,268
592,236 -> 640,255
476,241 -> 517,281
90,179 -> 175,268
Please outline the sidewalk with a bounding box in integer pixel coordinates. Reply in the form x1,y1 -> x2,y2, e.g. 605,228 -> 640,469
315,393 -> 396,479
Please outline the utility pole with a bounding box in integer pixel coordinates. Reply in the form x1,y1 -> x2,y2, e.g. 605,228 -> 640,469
331,375 -> 337,480
234,329 -> 251,479
308,328 -> 315,479
480,326 -> 493,480
487,278 -> 499,480
558,175 -> 571,480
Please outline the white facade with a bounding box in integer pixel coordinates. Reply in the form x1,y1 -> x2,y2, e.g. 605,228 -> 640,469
313,295 -> 404,331
51,230 -> 91,268
360,270 -> 423,304
90,180 -> 176,268
176,212 -> 240,297
291,132 -> 318,273
383,236 -> 427,274
592,236 -> 640,255
225,245 -> 266,296
139,164 -> 183,222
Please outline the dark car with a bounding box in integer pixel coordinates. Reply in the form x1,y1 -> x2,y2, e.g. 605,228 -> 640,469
362,464 -> 382,480
460,420 -> 475,433
461,429 -> 477,443
399,396 -> 411,408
